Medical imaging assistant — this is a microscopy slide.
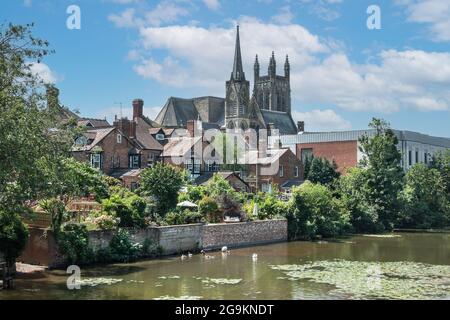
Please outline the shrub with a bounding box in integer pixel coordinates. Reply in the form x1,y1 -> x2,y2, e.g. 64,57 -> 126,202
92,215 -> 120,231
58,223 -> 93,265
286,181 -> 349,240
102,194 -> 147,228
164,209 -> 204,225
39,198 -> 66,238
0,210 -> 29,265
306,157 -> 340,187
108,229 -> 141,263
198,197 -> 220,222
216,193 -> 243,220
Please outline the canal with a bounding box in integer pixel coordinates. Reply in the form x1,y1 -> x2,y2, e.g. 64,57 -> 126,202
1,232 -> 450,300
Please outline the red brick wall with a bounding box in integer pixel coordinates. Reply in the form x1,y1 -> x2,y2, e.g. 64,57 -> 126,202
296,140 -> 358,174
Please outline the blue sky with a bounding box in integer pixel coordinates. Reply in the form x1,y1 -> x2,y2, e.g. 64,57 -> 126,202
2,0 -> 450,137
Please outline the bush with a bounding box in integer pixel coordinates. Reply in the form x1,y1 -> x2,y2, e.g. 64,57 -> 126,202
216,193 -> 243,219
198,197 -> 220,222
165,209 -> 204,225
306,157 -> 340,187
108,229 -> 142,263
58,223 -> 93,265
0,210 -> 29,265
286,181 -> 349,240
399,164 -> 450,229
92,215 -> 120,231
102,193 -> 147,228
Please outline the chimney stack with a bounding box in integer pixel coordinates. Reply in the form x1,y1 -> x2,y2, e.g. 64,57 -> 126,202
133,99 -> 144,119
297,121 -> 305,133
186,120 -> 203,138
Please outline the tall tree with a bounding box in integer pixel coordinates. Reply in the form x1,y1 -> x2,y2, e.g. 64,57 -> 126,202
0,23 -> 77,211
306,157 -> 340,187
358,118 -> 404,231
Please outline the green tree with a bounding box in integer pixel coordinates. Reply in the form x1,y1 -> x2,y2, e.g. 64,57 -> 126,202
337,167 -> 382,233
0,23 -> 78,211
430,150 -> 450,197
138,163 -> 185,215
358,118 -> 404,231
286,181 -> 349,240
399,164 -> 450,228
0,210 -> 29,265
102,193 -> 147,228
306,157 -> 340,187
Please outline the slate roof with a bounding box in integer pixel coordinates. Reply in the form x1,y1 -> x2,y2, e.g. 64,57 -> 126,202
261,110 -> 298,135
78,118 -> 110,128
281,180 -> 303,189
162,136 -> 203,157
72,127 -> 116,152
155,96 -> 225,128
110,169 -> 142,179
134,117 -> 163,151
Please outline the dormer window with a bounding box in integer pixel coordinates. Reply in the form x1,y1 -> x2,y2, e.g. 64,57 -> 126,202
75,136 -> 88,146
156,133 -> 165,141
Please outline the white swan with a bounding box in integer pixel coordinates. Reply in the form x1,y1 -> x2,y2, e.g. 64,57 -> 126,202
181,254 -> 187,260
252,253 -> 258,260
221,246 -> 228,252
188,252 -> 193,258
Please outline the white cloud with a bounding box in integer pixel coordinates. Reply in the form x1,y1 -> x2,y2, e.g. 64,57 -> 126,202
271,6 -> 294,25
29,62 -> 58,84
397,0 -> 450,42
23,0 -> 32,7
108,8 -> 143,28
132,18 -> 326,94
293,109 -> 352,131
109,1 -> 190,28
120,17 -> 450,114
300,0 -> 342,21
294,50 -> 450,112
203,0 -> 220,11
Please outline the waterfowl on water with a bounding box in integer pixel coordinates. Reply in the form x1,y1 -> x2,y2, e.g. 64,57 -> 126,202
188,252 -> 193,258
221,246 -> 228,252
252,253 -> 258,260
181,254 -> 187,260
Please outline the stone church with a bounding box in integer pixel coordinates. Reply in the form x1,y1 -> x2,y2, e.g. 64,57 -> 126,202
155,26 -> 298,135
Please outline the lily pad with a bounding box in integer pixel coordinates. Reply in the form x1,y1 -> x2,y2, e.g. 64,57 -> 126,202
75,278 -> 123,287
270,260 -> 450,300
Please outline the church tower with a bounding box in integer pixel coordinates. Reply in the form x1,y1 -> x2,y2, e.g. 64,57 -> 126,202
225,26 -> 250,130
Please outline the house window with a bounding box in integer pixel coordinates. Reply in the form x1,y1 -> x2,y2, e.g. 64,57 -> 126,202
294,166 -> 299,178
129,154 -> 141,169
117,134 -> 122,144
301,148 -> 313,164
279,165 -> 284,178
408,150 -> 412,166
424,152 -> 428,164
90,153 -> 102,169
415,150 -> 419,164
156,134 -> 165,141
111,154 -> 120,169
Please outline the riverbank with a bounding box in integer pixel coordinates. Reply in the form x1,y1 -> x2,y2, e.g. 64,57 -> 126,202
19,219 -> 288,268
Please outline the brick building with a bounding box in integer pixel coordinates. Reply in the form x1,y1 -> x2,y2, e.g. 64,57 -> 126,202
272,130 -> 450,174
72,99 -> 163,189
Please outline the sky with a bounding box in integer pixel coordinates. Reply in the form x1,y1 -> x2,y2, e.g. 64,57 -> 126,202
2,0 -> 450,137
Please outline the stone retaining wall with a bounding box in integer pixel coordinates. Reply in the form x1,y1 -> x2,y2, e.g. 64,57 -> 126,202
202,220 -> 287,250
19,219 -> 287,268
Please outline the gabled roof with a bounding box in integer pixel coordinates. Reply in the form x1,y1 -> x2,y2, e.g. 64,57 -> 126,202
155,96 -> 225,128
194,171 -> 249,188
162,136 -> 203,157
134,117 -> 163,151
72,127 -> 116,152
260,110 -> 297,135
78,118 -> 110,128
239,148 -> 290,165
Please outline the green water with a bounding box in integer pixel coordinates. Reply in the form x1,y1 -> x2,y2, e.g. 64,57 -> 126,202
1,232 -> 450,300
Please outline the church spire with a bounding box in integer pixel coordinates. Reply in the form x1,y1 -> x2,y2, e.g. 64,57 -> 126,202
231,25 -> 245,81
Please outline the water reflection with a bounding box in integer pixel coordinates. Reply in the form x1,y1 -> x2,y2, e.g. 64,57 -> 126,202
1,232 -> 450,300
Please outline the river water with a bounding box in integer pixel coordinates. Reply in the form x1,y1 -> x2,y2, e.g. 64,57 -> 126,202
1,232 -> 450,300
